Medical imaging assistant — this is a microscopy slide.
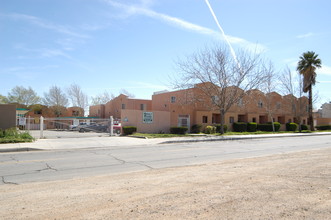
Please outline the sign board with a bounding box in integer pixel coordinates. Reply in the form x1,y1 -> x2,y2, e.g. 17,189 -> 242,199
19,117 -> 26,126
142,112 -> 153,124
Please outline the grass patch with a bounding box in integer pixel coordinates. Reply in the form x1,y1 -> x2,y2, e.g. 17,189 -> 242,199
0,128 -> 34,144
130,133 -> 196,138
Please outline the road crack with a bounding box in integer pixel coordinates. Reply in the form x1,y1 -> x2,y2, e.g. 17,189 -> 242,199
2,176 -> 18,185
37,163 -> 58,172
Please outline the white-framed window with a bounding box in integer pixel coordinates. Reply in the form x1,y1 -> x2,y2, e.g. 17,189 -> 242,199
121,104 -> 126,109
229,117 -> 234,123
171,96 -> 176,103
258,100 -> 263,108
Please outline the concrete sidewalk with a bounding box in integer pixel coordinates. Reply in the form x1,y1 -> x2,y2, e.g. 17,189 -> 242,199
1,132 -> 331,153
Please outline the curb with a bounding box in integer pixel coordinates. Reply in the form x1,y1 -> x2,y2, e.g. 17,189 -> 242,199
160,132 -> 331,144
0,148 -> 42,153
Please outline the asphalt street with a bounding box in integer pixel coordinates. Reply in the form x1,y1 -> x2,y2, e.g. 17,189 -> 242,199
1,135 -> 330,185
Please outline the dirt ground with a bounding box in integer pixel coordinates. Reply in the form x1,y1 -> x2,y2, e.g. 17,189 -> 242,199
1,148 -> 330,220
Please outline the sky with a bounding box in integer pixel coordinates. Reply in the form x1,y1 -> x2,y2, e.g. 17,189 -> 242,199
1,0 -> 331,108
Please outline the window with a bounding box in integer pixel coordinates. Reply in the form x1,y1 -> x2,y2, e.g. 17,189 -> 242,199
276,102 -> 281,109
171,96 -> 176,103
229,117 -> 234,123
72,111 -> 79,116
258,100 -> 263,108
238,98 -> 243,106
252,117 -> 256,122
202,116 -> 208,123
212,96 -> 219,103
122,104 -> 126,109
140,104 -> 146,110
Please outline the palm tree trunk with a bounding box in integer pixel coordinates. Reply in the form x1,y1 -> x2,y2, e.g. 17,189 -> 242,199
308,86 -> 314,131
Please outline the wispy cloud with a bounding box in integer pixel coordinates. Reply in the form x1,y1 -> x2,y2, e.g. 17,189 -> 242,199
296,32 -> 315,39
2,13 -> 89,39
102,0 -> 267,53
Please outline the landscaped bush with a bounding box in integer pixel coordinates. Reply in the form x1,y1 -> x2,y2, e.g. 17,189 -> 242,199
0,128 -> 34,144
204,126 -> 216,134
191,124 -> 202,134
257,122 -> 281,132
247,122 -> 257,132
300,124 -> 308,130
215,124 -> 228,133
233,122 -> 247,132
286,123 -> 298,131
0,129 -> 4,138
170,126 -> 188,135
122,126 -> 137,135
315,125 -> 331,130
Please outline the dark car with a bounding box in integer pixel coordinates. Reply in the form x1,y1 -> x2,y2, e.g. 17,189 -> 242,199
79,123 -> 109,133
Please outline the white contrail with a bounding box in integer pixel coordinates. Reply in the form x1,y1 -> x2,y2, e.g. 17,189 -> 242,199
204,0 -> 239,65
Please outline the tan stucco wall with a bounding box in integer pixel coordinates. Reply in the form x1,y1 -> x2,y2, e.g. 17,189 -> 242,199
121,109 -> 170,133
0,104 -> 16,130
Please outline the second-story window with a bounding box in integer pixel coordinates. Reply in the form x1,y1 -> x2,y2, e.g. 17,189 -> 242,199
171,96 -> 176,103
140,104 -> 146,110
258,100 -> 263,108
122,104 -> 126,109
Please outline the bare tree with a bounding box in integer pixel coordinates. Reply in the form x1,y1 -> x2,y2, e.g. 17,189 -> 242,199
174,45 -> 267,134
0,94 -> 8,104
67,84 -> 89,114
43,85 -> 68,117
280,67 -> 306,131
260,62 -> 277,131
91,90 -> 114,105
120,89 -> 135,98
7,86 -> 41,106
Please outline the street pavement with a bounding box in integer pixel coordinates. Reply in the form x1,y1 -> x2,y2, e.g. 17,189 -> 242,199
1,132 -> 331,153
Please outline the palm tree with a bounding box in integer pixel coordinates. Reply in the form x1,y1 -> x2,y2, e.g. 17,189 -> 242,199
297,51 -> 322,131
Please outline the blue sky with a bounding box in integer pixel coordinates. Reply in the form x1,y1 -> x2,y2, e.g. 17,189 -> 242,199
1,0 -> 330,108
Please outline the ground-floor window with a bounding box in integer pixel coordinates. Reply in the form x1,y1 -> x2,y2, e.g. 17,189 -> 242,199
202,116 -> 208,123
229,117 -> 234,123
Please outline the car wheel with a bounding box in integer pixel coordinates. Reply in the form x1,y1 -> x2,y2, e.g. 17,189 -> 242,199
79,128 -> 85,133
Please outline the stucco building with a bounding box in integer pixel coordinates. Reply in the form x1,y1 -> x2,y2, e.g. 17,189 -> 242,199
89,84 -> 310,133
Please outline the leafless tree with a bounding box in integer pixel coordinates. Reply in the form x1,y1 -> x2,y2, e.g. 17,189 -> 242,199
174,44 -> 267,134
120,89 -> 135,98
7,86 -> 41,106
280,67 -> 306,131
43,85 -> 68,117
91,90 -> 114,105
260,62 -> 277,131
67,84 -> 89,114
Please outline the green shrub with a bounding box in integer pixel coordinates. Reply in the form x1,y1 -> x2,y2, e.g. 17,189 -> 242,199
247,122 -> 257,132
300,124 -> 308,130
215,124 -> 228,133
204,126 -> 216,134
315,125 -> 331,130
0,129 -> 4,138
191,124 -> 202,134
233,122 -> 247,132
4,127 -> 19,137
170,127 -> 188,135
286,123 -> 298,131
122,126 -> 137,135
257,122 -> 281,132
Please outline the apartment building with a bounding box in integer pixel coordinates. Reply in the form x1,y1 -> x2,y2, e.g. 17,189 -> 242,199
89,83 -> 310,133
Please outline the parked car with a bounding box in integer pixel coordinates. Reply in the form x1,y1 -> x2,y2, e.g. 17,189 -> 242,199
79,123 -> 108,133
69,122 -> 87,131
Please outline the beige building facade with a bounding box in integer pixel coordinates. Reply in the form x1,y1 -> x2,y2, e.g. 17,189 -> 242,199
89,84 -> 311,133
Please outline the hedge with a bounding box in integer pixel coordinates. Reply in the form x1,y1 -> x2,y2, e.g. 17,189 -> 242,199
257,122 -> 280,132
233,122 -> 247,132
170,126 -> 188,135
191,124 -> 202,134
0,128 -> 34,144
286,123 -> 298,131
300,124 -> 308,130
315,125 -> 331,130
215,124 -> 228,133
122,126 -> 137,135
247,122 -> 257,132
